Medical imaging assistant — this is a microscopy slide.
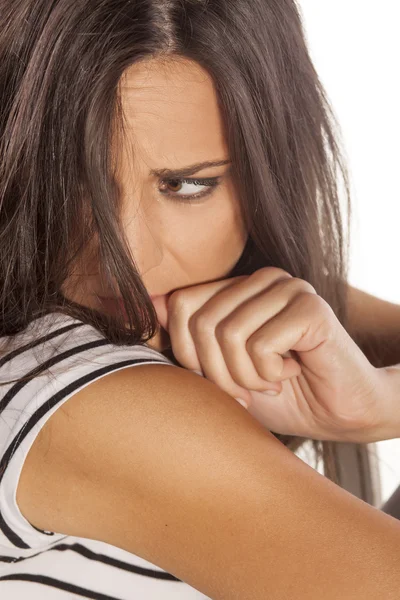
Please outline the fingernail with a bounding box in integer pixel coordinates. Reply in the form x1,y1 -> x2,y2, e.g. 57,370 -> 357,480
263,390 -> 280,396
235,398 -> 249,409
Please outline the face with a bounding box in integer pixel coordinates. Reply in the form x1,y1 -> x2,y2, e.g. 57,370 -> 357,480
65,56 -> 248,353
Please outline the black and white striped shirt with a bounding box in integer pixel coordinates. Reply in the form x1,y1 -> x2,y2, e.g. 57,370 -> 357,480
0,312 -> 211,599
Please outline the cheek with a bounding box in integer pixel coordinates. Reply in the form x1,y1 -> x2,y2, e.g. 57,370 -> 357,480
208,201 -> 247,253
179,209 -> 246,276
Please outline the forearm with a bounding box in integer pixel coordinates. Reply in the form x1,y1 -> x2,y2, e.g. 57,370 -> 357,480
346,285 -> 400,368
344,284 -> 400,442
378,364 -> 400,440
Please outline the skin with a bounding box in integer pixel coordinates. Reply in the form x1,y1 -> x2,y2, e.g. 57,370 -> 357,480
63,56 -> 248,353
60,56 -> 400,441
15,53 -> 400,599
62,55 -> 400,368
346,285 -> 400,368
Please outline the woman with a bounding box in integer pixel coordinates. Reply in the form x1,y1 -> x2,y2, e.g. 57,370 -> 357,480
0,0 -> 399,598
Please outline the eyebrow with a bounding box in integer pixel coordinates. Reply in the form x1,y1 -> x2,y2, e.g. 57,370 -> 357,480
150,159 -> 231,179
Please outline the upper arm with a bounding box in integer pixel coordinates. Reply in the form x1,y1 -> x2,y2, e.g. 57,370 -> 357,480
17,364 -> 400,599
346,285 -> 400,367
346,285 -> 400,336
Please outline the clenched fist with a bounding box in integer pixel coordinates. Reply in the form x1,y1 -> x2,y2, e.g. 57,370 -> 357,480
151,267 -> 391,443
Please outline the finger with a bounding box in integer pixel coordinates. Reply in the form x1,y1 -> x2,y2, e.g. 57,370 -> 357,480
182,271 -> 294,390
247,292 -> 327,382
185,326 -> 257,404
167,276 -> 248,371
167,268 -> 292,370
215,277 -> 315,389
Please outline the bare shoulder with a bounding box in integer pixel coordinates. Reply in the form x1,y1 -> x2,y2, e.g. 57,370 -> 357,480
18,362 -> 279,537
17,363 -> 400,599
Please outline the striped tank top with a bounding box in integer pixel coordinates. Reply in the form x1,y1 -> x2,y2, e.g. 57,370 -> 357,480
0,311 -> 211,599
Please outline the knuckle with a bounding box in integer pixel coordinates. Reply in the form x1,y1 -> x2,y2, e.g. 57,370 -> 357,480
273,276 -> 316,296
189,312 -> 214,336
297,292 -> 334,321
215,321 -> 241,344
291,277 -> 317,295
168,290 -> 187,314
247,337 -> 270,358
296,290 -> 321,308
252,266 -> 292,284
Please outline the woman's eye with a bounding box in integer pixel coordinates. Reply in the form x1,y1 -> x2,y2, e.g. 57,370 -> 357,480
158,177 -> 221,203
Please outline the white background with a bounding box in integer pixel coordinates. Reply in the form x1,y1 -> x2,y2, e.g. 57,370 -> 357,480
297,0 -> 400,504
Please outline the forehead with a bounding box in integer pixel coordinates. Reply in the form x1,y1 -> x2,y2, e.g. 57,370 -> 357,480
118,57 -> 227,166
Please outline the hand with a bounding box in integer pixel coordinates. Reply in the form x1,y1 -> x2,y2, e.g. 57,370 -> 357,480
152,267 -> 385,443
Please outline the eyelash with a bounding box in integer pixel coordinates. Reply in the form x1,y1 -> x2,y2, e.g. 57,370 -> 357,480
158,177 -> 222,204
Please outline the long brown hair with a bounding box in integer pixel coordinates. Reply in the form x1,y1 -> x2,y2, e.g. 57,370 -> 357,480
0,0 -> 351,484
